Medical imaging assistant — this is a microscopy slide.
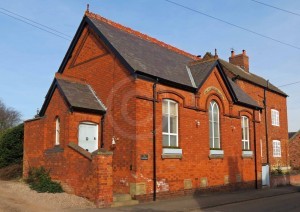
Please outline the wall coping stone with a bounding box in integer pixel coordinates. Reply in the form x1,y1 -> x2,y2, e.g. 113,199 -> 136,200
92,148 -> 113,156
68,142 -> 92,160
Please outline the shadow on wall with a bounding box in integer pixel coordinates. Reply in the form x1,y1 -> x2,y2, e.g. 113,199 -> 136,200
191,156 -> 256,208
227,156 -> 240,187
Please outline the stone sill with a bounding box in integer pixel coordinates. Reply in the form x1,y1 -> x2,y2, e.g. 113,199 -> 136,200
161,154 -> 182,159
162,148 -> 182,154
209,149 -> 224,159
242,150 -> 253,158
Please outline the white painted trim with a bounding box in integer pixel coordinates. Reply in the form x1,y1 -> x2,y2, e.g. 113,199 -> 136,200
186,66 -> 196,88
210,149 -> 224,155
163,148 -> 182,154
242,150 -> 253,157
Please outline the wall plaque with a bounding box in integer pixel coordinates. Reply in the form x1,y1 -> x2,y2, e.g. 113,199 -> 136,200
141,154 -> 148,160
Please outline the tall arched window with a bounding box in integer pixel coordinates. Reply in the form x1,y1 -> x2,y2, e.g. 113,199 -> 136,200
55,117 -> 60,145
209,100 -> 220,149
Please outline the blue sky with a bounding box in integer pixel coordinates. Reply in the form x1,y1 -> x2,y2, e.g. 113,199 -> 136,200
0,0 -> 299,131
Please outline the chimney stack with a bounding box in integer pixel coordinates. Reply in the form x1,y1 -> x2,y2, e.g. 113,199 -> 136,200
229,49 -> 249,72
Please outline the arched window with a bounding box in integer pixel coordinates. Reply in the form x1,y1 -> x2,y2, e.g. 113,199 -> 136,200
209,101 -> 220,149
162,99 -> 178,147
55,117 -> 60,145
241,116 -> 250,150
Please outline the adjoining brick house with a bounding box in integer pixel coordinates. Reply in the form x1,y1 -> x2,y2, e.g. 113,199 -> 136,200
289,131 -> 300,169
24,11 -> 289,206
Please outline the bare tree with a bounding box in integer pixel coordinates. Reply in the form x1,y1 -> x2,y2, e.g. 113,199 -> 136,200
0,99 -> 21,133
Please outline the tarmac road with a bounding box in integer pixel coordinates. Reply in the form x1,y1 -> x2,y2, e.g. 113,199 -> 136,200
203,192 -> 300,212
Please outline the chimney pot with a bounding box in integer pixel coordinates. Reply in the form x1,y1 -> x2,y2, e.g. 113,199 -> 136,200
231,50 -> 235,57
229,49 -> 249,72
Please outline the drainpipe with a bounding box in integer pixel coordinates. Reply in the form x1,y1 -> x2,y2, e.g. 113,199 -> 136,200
153,79 -> 158,201
264,80 -> 269,164
253,109 -> 258,189
100,114 -> 105,148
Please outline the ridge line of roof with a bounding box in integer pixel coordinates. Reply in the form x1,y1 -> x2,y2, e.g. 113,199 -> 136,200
188,58 -> 217,66
85,11 -> 199,60
186,66 -> 196,88
87,84 -> 107,111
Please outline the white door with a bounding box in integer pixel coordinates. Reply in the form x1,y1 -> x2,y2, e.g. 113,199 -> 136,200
78,123 -> 98,152
262,164 -> 270,186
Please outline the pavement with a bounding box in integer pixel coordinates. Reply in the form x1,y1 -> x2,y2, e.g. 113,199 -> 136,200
95,185 -> 300,211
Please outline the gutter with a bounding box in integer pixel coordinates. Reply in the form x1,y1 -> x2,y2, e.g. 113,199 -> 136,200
152,79 -> 158,201
253,109 -> 258,189
100,114 -> 105,148
264,80 -> 269,164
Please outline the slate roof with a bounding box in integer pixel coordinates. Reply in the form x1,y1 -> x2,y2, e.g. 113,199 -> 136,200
227,76 -> 260,107
88,16 -> 195,87
56,79 -> 106,112
39,78 -> 106,115
289,131 -> 299,140
55,11 -> 286,111
189,60 -> 216,88
219,59 -> 287,96
188,59 -> 260,108
289,132 -> 296,139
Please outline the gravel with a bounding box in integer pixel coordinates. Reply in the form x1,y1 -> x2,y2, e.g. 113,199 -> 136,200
0,180 -> 95,211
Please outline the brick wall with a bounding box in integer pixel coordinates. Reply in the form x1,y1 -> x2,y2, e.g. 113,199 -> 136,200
59,26 -> 137,194
133,68 -> 261,200
289,133 -> 300,169
24,89 -> 113,207
236,80 -> 289,169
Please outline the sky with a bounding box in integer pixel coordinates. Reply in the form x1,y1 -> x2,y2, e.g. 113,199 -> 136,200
0,0 -> 299,131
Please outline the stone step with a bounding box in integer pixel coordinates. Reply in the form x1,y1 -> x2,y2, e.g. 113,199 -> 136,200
112,199 -> 139,207
113,193 -> 132,202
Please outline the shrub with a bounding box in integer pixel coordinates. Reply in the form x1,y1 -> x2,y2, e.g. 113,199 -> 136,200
0,164 -> 22,180
0,124 -> 24,168
26,167 -> 63,193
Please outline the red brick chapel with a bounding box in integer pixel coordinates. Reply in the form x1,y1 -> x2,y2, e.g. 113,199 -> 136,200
24,10 -> 289,207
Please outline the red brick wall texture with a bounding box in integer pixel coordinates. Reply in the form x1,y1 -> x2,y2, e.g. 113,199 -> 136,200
24,15 -> 289,206
289,133 -> 300,169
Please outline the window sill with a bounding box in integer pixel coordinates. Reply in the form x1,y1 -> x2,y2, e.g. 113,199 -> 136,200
209,149 -> 224,159
161,154 -> 182,159
242,150 -> 253,158
162,148 -> 182,159
162,148 -> 182,154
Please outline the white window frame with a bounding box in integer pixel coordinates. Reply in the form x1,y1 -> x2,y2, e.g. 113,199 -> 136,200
271,109 -> 279,126
241,116 -> 250,150
162,99 -> 178,147
78,122 -> 99,152
209,100 -> 220,149
55,117 -> 60,145
273,140 -> 281,157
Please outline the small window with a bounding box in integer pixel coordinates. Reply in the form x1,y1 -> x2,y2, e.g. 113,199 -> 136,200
55,117 -> 60,145
241,116 -> 250,150
209,101 -> 220,149
273,140 -> 281,157
271,109 -> 279,126
162,99 -> 178,147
